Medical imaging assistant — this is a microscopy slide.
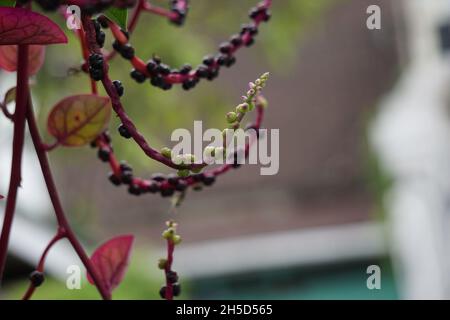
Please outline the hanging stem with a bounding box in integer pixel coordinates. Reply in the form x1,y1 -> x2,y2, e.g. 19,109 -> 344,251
0,44 -> 29,283
26,95 -> 111,300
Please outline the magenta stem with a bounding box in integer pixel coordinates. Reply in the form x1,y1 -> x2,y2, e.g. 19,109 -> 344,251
0,44 -> 29,283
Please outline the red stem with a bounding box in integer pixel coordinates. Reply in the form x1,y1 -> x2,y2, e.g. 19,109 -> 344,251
0,44 -> 29,283
26,96 -> 111,300
164,240 -> 175,300
22,229 -> 65,300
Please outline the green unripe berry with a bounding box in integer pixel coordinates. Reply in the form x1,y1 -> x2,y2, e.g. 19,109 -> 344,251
226,111 -> 238,123
173,235 -> 182,245
162,228 -> 174,240
161,147 -> 172,159
158,258 -> 168,270
177,169 -> 190,177
191,166 -> 203,174
236,103 -> 249,113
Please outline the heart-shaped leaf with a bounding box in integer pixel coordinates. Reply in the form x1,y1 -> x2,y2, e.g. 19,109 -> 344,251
47,94 -> 112,147
0,7 -> 67,45
87,235 -> 134,293
104,7 -> 128,30
0,45 -> 45,75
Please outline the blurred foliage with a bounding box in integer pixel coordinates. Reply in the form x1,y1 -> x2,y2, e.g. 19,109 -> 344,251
5,250 -> 190,300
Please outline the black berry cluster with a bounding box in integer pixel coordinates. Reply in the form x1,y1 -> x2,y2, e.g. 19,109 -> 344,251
119,1 -> 270,91
112,40 -> 135,60
88,53 -> 104,81
146,56 -> 175,90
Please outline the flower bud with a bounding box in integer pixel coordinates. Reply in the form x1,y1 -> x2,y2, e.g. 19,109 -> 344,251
236,103 -> 249,113
158,258 -> 168,270
226,111 -> 238,123
161,147 -> 172,159
173,235 -> 182,245
177,169 -> 189,177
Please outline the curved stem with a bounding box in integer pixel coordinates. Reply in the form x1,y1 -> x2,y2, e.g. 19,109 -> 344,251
22,229 -> 65,300
26,96 -> 111,300
0,44 -> 29,283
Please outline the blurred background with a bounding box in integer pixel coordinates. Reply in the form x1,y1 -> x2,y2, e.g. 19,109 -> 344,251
1,0 -> 450,299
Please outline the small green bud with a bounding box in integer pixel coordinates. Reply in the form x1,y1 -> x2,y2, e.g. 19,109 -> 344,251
173,154 -> 184,165
191,166 -> 203,174
261,72 -> 270,80
158,258 -> 168,270
255,79 -> 261,86
173,235 -> 182,245
236,103 -> 249,113
228,123 -> 238,129
215,146 -> 225,159
161,147 -> 172,159
162,228 -> 175,240
177,169 -> 190,177
204,146 -> 215,157
226,111 -> 238,123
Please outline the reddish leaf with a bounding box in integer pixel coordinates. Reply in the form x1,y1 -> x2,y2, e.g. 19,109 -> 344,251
87,235 -> 134,293
0,45 -> 45,75
0,7 -> 67,45
47,94 -> 112,147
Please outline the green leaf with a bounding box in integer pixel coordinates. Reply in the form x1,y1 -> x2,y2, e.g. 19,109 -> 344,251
104,7 -> 128,30
0,0 -> 15,6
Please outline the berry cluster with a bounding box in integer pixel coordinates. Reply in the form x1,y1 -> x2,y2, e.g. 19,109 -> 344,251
93,19 -> 106,48
158,221 -> 182,300
105,0 -> 272,91
89,74 -> 269,201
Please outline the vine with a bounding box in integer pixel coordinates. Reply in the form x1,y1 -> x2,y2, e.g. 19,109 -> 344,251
0,0 -> 273,300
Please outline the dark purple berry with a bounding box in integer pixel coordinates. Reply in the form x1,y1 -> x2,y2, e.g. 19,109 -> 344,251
118,124 -> 131,139
180,64 -> 192,74
130,69 -> 146,83
161,187 -> 175,197
159,286 -> 167,299
29,271 -> 45,287
128,184 -> 141,196
166,271 -> 178,284
172,283 -> 181,296
202,55 -> 214,66
98,147 -> 110,162
108,172 -> 122,186
175,180 -> 188,192
151,173 -> 166,182
113,80 -> 124,96
120,44 -> 135,60
203,174 -> 216,186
